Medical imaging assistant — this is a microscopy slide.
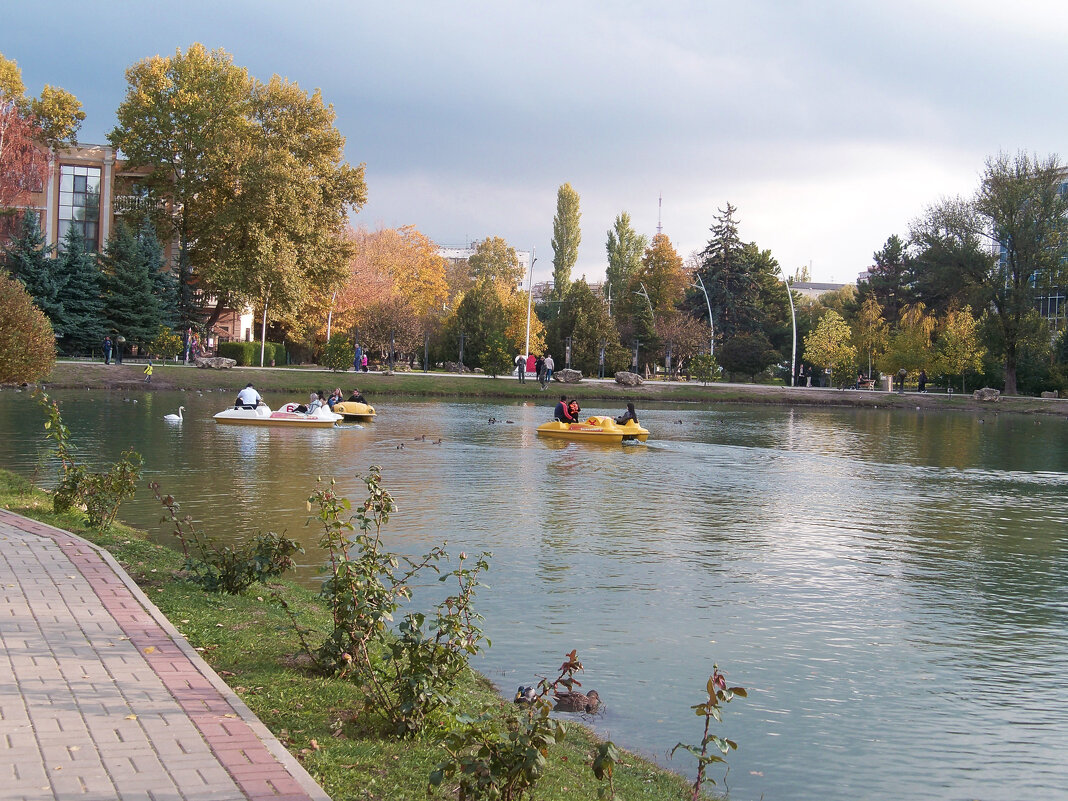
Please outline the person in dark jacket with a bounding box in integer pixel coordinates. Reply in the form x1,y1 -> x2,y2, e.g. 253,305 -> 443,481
554,395 -> 574,423
615,402 -> 638,425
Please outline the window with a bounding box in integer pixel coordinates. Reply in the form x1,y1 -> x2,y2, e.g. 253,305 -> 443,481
57,165 -> 101,252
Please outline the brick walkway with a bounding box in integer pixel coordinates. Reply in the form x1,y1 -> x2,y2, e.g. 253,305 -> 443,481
0,509 -> 330,801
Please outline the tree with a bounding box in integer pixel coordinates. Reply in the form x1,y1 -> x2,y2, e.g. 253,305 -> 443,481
448,277 -> 508,369
548,279 -> 624,374
550,183 -> 580,300
605,212 -> 646,314
0,272 -> 55,382
137,218 -> 178,330
109,44 -> 255,329
634,233 -> 688,314
802,310 -> 857,388
914,152 -> 1068,394
719,331 -> 780,382
853,293 -> 888,377
468,236 -> 523,288
101,220 -> 158,348
2,209 -> 62,322
935,305 -> 985,392
859,235 -> 910,324
480,333 -> 513,378
53,226 -> 105,352
883,303 -> 936,377
1,52 -> 84,214
147,326 -> 183,361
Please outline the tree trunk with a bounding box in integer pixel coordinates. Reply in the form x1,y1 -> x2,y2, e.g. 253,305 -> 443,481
1004,343 -> 1018,395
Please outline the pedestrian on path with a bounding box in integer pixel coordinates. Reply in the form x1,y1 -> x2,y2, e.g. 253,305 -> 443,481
542,354 -> 554,388
103,336 -> 112,364
515,353 -> 527,382
143,360 -> 153,383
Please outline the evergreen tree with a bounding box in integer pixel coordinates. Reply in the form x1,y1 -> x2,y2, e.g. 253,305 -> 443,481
860,235 -> 912,324
550,183 -> 581,300
102,220 -> 158,348
2,210 -> 64,323
54,226 -> 105,352
138,218 -> 179,329
547,279 -> 625,374
605,212 -> 646,315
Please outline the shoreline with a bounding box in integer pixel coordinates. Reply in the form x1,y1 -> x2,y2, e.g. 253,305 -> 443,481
30,360 -> 1068,418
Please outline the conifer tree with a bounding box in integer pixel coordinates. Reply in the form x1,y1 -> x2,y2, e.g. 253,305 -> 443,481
54,226 -> 105,352
138,218 -> 179,330
102,220 -> 158,347
2,210 -> 64,323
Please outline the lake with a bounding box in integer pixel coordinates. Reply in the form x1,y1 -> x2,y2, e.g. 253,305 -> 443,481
2,388 -> 1066,800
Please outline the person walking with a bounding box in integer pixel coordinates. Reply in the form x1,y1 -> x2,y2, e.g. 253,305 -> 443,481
515,353 -> 527,382
102,336 -> 113,365
542,354 -> 554,388
353,344 -> 363,372
918,369 -> 927,393
143,360 -> 153,383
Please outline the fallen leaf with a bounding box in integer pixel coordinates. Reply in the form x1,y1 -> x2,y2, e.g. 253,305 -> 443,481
218,670 -> 235,677
125,714 -> 137,720
310,739 -> 320,750
143,646 -> 156,654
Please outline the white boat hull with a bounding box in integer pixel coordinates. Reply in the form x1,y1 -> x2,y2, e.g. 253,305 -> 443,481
213,403 -> 342,428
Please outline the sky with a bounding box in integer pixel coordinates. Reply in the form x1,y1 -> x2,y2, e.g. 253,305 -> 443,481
7,1 -> 1068,285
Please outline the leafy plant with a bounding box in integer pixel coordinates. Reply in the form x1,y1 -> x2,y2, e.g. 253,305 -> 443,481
320,334 -> 354,372
148,325 -> 183,361
592,740 -> 620,800
671,665 -> 747,800
152,481 -> 302,593
39,392 -> 83,514
480,333 -> 514,378
307,469 -> 491,736
430,650 -> 588,801
79,448 -> 143,530
689,352 -> 718,385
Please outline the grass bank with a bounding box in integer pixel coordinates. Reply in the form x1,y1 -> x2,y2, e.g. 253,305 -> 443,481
0,469 -> 698,801
40,360 -> 1068,417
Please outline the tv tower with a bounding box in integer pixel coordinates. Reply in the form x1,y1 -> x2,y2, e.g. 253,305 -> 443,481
657,192 -> 663,236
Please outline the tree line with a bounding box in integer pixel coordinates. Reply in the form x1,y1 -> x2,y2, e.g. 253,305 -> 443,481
2,46 -> 1067,394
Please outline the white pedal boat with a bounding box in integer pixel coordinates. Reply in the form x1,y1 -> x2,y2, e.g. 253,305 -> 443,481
213,402 -> 343,428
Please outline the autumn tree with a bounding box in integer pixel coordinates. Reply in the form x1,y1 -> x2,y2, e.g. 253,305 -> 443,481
853,293 -> 888,378
0,272 -> 55,382
605,211 -> 646,313
802,310 -> 857,388
550,182 -> 581,301
468,236 -> 524,287
633,233 -> 688,314
1,52 -> 83,233
935,305 -> 985,393
883,303 -> 936,377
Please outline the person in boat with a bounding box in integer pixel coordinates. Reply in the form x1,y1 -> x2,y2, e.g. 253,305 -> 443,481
568,399 -> 581,421
235,383 -> 263,409
347,388 -> 367,404
295,391 -> 318,414
308,391 -> 326,414
327,388 -> 344,409
615,402 -> 638,426
554,395 -> 575,423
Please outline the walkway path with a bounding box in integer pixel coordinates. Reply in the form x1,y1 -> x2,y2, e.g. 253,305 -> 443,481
0,509 -> 330,801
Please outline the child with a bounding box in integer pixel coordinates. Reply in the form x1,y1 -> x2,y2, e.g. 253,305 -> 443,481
143,360 -> 154,383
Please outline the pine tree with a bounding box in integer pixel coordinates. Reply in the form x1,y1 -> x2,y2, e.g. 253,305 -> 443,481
54,226 -> 106,352
2,210 -> 64,323
551,183 -> 581,301
138,218 -> 179,329
102,220 -> 158,347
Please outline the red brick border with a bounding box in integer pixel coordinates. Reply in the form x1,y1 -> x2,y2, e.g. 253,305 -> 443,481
0,509 -> 329,801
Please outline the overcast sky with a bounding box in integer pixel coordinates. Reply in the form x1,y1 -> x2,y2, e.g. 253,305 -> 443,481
7,1 -> 1068,284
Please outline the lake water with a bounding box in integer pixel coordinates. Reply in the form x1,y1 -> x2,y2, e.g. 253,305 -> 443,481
2,388 -> 1066,801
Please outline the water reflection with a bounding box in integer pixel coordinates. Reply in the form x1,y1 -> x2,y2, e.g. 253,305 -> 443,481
1,390 -> 1067,800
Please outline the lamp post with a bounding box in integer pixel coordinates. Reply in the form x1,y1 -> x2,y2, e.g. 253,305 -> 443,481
565,336 -> 572,370
691,273 -> 715,358
778,267 -> 797,386
524,247 -> 536,359
458,332 -> 465,369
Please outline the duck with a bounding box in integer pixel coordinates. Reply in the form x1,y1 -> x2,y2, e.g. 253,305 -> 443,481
514,685 -> 537,705
553,689 -> 600,713
163,406 -> 184,422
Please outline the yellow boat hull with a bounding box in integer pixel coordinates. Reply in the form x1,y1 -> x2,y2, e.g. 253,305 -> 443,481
333,401 -> 376,420
536,416 -> 649,442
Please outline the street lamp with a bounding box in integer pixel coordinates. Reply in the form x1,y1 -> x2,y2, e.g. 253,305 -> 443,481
524,247 -> 536,359
691,273 -> 715,358
778,267 -> 797,386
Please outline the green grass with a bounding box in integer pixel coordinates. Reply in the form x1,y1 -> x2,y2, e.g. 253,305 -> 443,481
0,469 -> 701,801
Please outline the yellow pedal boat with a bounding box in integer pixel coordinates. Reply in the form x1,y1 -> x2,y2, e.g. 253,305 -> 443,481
536,415 -> 649,443
333,401 -> 376,421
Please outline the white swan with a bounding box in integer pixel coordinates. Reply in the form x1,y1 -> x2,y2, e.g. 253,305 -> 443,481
163,406 -> 184,422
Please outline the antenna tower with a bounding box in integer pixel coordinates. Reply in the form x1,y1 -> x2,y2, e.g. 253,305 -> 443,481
657,193 -> 663,235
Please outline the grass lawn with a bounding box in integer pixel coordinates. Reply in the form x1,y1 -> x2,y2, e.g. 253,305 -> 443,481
0,469 -> 703,801
40,361 -> 1068,416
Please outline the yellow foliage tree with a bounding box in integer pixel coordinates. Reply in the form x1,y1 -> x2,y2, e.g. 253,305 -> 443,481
0,273 -> 55,382
803,309 -> 857,387
936,305 -> 985,392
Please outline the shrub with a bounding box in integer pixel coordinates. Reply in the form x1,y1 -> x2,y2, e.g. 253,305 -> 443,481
216,340 -> 286,366
320,335 -> 353,372
151,482 -> 302,593
148,326 -> 183,360
0,273 -> 55,383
